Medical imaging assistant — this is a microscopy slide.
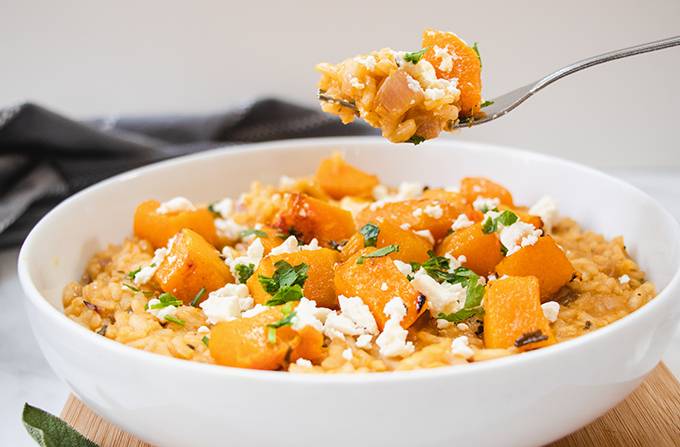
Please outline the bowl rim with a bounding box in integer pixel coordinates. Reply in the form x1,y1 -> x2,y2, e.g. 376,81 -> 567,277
18,136 -> 680,384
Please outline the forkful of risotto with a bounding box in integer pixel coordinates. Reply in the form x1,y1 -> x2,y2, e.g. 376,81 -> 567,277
316,29 -> 483,144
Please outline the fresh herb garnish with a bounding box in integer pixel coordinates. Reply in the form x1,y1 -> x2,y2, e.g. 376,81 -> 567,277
149,292 -> 183,309
207,203 -> 220,217
472,42 -> 482,67
235,263 -> 255,283
259,260 -> 309,306
359,223 -> 380,247
514,330 -> 548,348
413,251 -> 476,285
480,100 -> 494,108
403,47 -> 428,64
266,310 -> 297,343
407,135 -> 426,145
436,273 -> 486,323
482,210 -> 518,234
190,288 -> 206,307
164,314 -> 185,326
22,403 -> 97,447
201,335 -> 210,347
127,267 -> 141,281
240,228 -> 268,239
356,244 -> 399,264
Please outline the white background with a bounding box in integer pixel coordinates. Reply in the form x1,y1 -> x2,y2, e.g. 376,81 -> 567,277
1,0 -> 679,167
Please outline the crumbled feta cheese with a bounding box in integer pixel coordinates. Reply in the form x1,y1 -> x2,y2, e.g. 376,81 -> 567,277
371,182 -> 424,209
215,218 -> 246,241
146,299 -> 178,321
541,301 -> 560,323
499,222 -> 542,256
342,348 -> 353,361
300,238 -> 320,251
241,304 -> 268,318
376,297 -> 415,358
400,223 -> 412,231
340,295 -> 378,334
456,323 -> 469,331
405,74 -> 422,93
156,196 -> 196,215
134,236 -> 177,285
433,45 -> 457,72
424,88 -> 445,101
450,336 -> 474,359
413,229 -> 435,244
473,196 -> 500,212
350,77 -> 365,89
372,184 -> 390,201
487,274 -> 497,282
412,208 -> 423,217
393,260 -> 413,277
355,55 -> 376,70
380,282 -> 389,291
423,203 -> 443,219
270,235 -> 299,255
619,274 -> 631,285
410,268 -> 466,315
197,325 -> 210,334
211,197 -> 234,219
415,59 -> 438,84
436,319 -> 452,329
529,196 -> 559,232
451,213 -> 474,231
356,334 -> 373,349
199,284 -> 253,324
278,176 -> 296,189
224,238 -> 265,282
444,253 -> 466,270
291,298 -> 330,332
295,358 -> 313,368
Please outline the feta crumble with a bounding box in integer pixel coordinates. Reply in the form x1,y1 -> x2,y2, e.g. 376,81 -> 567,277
541,301 -> 560,323
146,299 -> 178,321
197,325 -> 210,334
380,282 -> 389,291
156,196 -> 196,215
370,182 -> 424,209
224,238 -> 265,282
451,213 -> 474,231
210,197 -> 234,219
241,304 -> 268,318
413,229 -> 434,244
529,196 -> 559,232
393,260 -> 413,277
356,334 -> 373,349
619,274 -> 631,285
215,217 -> 246,241
376,297 -> 415,358
473,196 -> 500,213
423,203 -> 444,219
433,45 -> 457,72
270,235 -> 299,255
456,323 -> 469,331
295,358 -> 313,368
350,77 -> 365,89
405,74 -> 422,93
499,222 -> 542,256
412,208 -> 423,217
199,284 -> 254,324
400,223 -> 412,231
134,235 -> 176,285
342,348 -> 353,361
450,336 -> 474,359
410,268 -> 466,315
355,55 -> 376,70
291,298 -> 330,332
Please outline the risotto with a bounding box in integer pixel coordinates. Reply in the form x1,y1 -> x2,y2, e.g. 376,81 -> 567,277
316,28 -> 485,143
63,154 -> 655,373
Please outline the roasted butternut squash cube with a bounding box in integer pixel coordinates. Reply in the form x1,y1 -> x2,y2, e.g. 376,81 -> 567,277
436,223 -> 504,276
290,325 -> 326,364
153,229 -> 234,303
315,153 -> 379,200
422,29 -> 482,116
209,307 -> 294,370
247,248 -> 340,309
460,177 -> 514,207
133,200 -> 217,248
272,193 -> 355,247
483,276 -> 555,351
495,236 -> 576,300
341,220 -> 432,263
356,198 -> 467,241
334,248 -> 426,330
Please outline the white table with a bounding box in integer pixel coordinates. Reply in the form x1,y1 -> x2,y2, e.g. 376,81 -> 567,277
1,168 -> 679,446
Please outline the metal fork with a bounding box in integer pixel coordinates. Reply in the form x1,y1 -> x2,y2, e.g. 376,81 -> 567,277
319,35 -> 680,128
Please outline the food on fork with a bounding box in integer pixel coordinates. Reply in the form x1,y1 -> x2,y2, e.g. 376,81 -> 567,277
316,29 -> 484,143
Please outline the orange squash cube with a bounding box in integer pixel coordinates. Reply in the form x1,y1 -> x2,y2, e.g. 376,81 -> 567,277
436,223 -> 504,276
460,177 -> 514,207
133,200 -> 217,249
334,248 -> 426,330
341,220 -> 432,264
272,193 -> 355,247
290,325 -> 326,364
495,236 -> 576,301
483,276 -> 555,351
247,248 -> 340,309
421,29 -> 482,116
153,229 -> 234,303
315,153 -> 379,200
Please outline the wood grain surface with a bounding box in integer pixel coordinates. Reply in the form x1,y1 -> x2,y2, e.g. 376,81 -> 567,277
61,363 -> 680,447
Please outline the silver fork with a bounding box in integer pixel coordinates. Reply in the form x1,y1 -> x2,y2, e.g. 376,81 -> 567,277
319,35 -> 680,128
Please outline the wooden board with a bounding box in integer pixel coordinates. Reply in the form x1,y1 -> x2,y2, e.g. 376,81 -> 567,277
61,363 -> 680,447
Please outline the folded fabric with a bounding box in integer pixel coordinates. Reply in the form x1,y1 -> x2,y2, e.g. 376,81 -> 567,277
0,99 -> 375,247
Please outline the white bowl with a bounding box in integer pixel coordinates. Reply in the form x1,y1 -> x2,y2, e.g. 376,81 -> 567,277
18,137 -> 680,447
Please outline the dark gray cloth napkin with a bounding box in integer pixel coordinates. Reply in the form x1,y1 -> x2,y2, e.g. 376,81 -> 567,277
0,99 -> 375,247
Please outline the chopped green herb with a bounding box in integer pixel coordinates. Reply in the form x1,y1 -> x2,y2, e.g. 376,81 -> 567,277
22,403 -> 97,447
265,284 -> 304,306
190,287 -> 206,307
356,244 -> 399,264
472,42 -> 482,67
266,310 -> 297,343
497,210 -> 519,226
123,283 -> 139,292
201,335 -> 209,347
235,263 -> 255,283
415,251 -> 476,285
435,273 -> 486,323
127,267 -> 141,281
403,47 -> 428,64
149,292 -> 182,309
482,210 -> 518,234
480,100 -> 494,108
437,307 -> 484,323
407,135 -> 426,145
359,223 -> 380,247
481,214 -> 497,234
207,203 -> 220,217
240,228 -> 268,239
259,260 -> 309,306
164,314 -> 185,326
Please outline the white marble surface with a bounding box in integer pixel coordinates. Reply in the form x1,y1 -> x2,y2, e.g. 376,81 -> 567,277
1,168 -> 679,446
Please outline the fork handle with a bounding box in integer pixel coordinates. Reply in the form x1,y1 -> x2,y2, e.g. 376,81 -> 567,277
533,35 -> 680,93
